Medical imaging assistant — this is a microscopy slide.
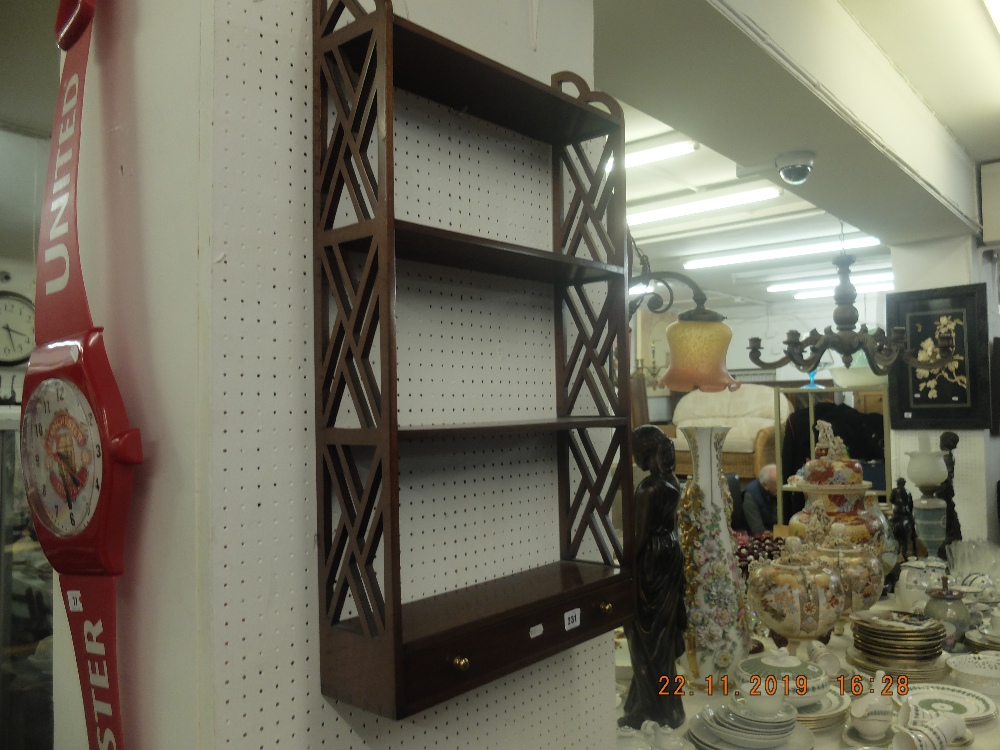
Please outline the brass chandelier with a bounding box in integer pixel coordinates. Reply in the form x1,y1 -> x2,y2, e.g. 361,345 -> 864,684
747,253 -> 953,375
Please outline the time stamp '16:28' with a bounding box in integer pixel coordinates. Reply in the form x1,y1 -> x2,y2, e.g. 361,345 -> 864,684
657,674 -> 910,696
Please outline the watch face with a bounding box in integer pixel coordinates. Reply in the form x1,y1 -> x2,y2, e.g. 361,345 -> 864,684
21,378 -> 104,536
0,292 -> 34,365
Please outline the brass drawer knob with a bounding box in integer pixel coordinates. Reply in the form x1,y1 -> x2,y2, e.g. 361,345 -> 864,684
452,656 -> 470,671
598,602 -> 613,614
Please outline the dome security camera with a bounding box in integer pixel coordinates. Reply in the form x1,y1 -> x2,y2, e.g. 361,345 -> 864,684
775,150 -> 815,186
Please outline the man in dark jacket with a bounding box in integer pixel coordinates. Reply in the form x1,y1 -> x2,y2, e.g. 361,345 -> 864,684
743,464 -> 778,535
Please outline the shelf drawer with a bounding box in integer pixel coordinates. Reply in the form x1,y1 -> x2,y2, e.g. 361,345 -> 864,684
400,575 -> 633,715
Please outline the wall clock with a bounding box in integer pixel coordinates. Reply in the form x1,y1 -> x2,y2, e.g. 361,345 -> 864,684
0,292 -> 34,366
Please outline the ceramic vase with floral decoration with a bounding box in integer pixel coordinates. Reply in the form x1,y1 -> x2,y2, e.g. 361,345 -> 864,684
747,546 -> 846,654
677,425 -> 751,686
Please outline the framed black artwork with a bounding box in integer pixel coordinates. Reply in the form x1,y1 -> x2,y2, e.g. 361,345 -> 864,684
886,283 -> 990,430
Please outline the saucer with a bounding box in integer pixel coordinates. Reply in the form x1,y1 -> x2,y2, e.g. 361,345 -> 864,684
842,724 -> 893,747
726,694 -> 798,725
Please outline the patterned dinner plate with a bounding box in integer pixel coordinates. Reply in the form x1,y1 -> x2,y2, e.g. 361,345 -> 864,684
851,609 -> 947,633
847,646 -> 950,677
794,687 -> 851,720
893,683 -> 998,725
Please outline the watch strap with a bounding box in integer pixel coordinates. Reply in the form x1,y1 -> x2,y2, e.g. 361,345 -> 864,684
35,9 -> 95,344
62,573 -> 125,750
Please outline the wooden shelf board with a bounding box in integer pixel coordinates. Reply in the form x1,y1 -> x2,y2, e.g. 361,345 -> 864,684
394,221 -> 623,282
398,416 -> 626,440
337,19 -> 619,144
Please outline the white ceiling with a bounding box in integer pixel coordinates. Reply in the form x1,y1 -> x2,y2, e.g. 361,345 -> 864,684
3,0 -> 1000,313
596,0 -> 1000,309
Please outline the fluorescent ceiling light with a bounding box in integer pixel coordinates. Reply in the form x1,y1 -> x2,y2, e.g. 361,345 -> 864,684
624,141 -> 698,168
794,282 -> 894,300
606,140 -> 698,173
731,258 -> 891,283
627,186 -> 781,227
683,235 -> 881,270
767,272 -> 894,293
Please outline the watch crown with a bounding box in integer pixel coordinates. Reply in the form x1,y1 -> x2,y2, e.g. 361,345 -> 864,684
112,428 -> 143,465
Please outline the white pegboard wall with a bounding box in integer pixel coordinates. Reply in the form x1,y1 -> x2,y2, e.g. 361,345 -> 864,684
210,1 -> 615,748
393,90 -> 552,249
399,434 -> 561,598
395,261 -> 557,424
890,428 -> 991,542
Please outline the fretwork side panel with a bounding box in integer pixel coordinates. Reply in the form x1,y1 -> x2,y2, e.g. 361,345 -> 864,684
563,427 -> 628,565
556,132 -> 621,266
559,281 -> 618,418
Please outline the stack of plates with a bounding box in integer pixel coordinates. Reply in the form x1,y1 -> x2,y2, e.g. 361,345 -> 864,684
793,687 -> 851,730
966,625 -> 1000,654
686,700 -> 814,750
893,684 -> 999,725
848,609 -> 947,679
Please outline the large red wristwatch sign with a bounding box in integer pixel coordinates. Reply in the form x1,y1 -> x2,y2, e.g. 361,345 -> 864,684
35,0 -> 96,342
20,1 -> 143,749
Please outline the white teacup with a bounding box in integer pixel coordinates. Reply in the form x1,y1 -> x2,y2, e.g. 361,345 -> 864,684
910,720 -> 960,750
739,681 -> 784,716
895,697 -> 940,727
914,714 -> 967,744
851,696 -> 892,740
892,726 -> 945,750
804,639 -> 841,676
852,709 -> 892,740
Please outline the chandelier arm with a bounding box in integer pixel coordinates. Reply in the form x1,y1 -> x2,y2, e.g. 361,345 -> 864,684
748,348 -> 791,370
786,345 -> 829,372
898,349 -> 957,373
861,333 -> 902,376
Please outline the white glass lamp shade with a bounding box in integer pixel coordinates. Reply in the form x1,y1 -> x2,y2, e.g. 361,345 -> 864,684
905,450 -> 948,496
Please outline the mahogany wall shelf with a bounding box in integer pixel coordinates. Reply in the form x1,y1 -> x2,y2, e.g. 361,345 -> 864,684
313,0 -> 633,718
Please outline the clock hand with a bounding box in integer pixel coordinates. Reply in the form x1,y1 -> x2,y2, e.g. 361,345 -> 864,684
5,325 -> 28,339
47,449 -> 85,494
3,325 -> 14,348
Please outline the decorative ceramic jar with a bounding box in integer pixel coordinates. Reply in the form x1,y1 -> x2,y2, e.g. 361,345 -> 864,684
814,523 -> 884,617
924,576 -> 970,652
788,484 -> 886,550
746,551 -> 845,653
677,425 -> 751,686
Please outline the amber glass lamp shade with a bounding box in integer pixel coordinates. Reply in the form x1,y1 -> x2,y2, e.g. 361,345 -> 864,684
663,319 -> 740,393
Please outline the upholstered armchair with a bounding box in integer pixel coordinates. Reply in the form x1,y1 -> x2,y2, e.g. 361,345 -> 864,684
659,384 -> 792,481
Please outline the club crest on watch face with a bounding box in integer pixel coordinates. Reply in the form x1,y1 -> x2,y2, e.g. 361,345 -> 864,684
22,378 -> 104,536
